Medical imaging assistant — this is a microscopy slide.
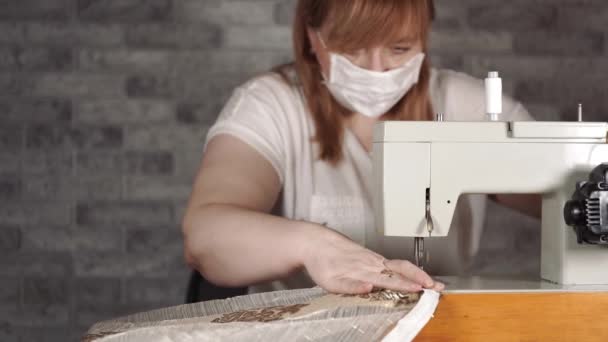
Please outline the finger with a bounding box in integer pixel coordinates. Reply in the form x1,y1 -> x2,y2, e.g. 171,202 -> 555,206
432,281 -> 445,291
384,259 -> 435,288
330,278 -> 374,295
359,271 -> 422,293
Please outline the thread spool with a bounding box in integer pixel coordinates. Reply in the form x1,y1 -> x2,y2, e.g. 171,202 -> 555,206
485,71 -> 502,121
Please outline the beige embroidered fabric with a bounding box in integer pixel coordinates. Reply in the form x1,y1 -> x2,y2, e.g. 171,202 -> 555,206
83,288 -> 439,342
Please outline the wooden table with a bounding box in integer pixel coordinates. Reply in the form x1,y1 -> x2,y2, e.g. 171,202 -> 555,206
416,276 -> 608,341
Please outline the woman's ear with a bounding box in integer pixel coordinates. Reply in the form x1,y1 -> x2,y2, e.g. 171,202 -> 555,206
306,27 -> 320,55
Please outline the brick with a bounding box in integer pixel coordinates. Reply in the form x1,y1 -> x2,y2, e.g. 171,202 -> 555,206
0,225 -> 21,251
173,200 -> 188,226
0,151 -> 20,174
514,31 -> 603,56
126,23 -> 221,48
0,252 -> 72,276
556,4 -> 608,33
75,301 -> 157,329
25,124 -> 123,150
22,150 -> 72,175
31,73 -> 126,98
76,48 -> 171,73
175,0 -> 275,25
20,175 -> 68,200
429,29 -> 512,53
0,73 -> 125,98
0,323 -> 18,342
170,50 -> 292,77
125,150 -> 174,175
74,277 -> 121,304
466,56 -> 556,81
524,103 -> 561,121
0,125 -> 23,150
465,57 -> 608,98
560,102 -> 608,123
0,74 -> 32,96
0,46 -> 72,71
78,0 -> 172,22
0,176 -> 22,200
75,99 -> 174,125
73,177 -> 123,200
0,98 -> 71,123
76,201 -> 174,228
76,151 -> 123,176
515,78 -> 608,107
125,124 -> 209,150
22,277 -> 69,326
429,54 -> 463,70
0,22 -> 125,47
75,252 -> 186,279
0,202 -> 72,226
126,252 -> 177,277
274,0 -> 297,26
176,102 -> 222,125
0,277 -> 20,310
126,73 -> 245,101
430,0 -> 466,30
13,327 -> 80,342
173,148 -> 203,180
125,277 -> 184,306
21,174 -> 122,201
126,228 -> 182,253
468,2 -> 558,31
124,176 -> 191,201
223,26 -> 292,50
21,225 -> 122,251
0,0 -> 71,20
74,251 -> 127,277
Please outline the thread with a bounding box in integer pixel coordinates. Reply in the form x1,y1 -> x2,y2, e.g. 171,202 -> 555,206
485,71 -> 502,121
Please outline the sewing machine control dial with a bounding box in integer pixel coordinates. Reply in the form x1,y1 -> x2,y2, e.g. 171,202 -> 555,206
564,164 -> 608,245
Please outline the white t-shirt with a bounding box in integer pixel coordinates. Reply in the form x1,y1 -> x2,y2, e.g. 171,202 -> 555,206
205,68 -> 533,293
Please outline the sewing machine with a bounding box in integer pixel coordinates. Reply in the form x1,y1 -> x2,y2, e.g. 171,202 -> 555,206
372,72 -> 608,286
372,118 -> 608,285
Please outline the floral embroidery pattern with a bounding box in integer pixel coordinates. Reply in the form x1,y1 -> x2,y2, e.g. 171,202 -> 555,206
340,289 -> 420,306
211,303 -> 310,323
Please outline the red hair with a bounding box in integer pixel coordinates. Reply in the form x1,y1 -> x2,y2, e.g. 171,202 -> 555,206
276,0 -> 435,164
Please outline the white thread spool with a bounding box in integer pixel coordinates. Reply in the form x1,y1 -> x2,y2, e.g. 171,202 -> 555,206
485,71 -> 502,121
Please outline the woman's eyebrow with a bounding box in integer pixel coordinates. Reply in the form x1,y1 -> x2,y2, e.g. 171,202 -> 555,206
393,38 -> 415,44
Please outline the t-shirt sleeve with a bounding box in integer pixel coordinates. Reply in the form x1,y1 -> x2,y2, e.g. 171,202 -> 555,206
204,79 -> 287,184
439,69 -> 535,122
504,99 -> 534,122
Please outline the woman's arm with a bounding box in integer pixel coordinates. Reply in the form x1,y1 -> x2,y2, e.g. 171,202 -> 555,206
490,194 -> 542,219
182,134 -> 307,287
182,134 -> 443,293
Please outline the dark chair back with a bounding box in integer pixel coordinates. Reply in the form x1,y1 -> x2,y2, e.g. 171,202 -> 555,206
185,271 -> 247,303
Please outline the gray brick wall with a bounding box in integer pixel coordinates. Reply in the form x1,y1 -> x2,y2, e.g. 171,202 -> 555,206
0,0 -> 606,340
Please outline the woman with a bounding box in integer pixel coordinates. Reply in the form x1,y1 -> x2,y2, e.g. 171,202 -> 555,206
182,0 -> 540,295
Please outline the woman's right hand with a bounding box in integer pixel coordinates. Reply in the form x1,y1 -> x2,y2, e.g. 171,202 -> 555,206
300,224 -> 445,294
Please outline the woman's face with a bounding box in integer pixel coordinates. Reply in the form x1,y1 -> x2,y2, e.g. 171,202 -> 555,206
307,24 -> 424,77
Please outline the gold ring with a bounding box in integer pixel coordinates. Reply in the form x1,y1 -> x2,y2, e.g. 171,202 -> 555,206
380,269 -> 394,278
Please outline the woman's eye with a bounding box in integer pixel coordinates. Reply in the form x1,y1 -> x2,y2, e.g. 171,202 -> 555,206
392,47 -> 411,54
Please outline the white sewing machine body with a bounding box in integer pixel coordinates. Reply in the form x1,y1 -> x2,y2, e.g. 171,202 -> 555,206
372,120 -> 608,285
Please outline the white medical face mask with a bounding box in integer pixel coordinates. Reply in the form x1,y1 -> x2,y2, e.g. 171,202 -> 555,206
317,34 -> 425,118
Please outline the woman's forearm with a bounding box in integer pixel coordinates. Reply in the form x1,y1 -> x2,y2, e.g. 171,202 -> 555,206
182,203 -> 318,287
491,194 -> 542,219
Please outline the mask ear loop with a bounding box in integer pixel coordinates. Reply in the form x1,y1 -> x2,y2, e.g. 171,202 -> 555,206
316,31 -> 328,49
315,31 -> 331,82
